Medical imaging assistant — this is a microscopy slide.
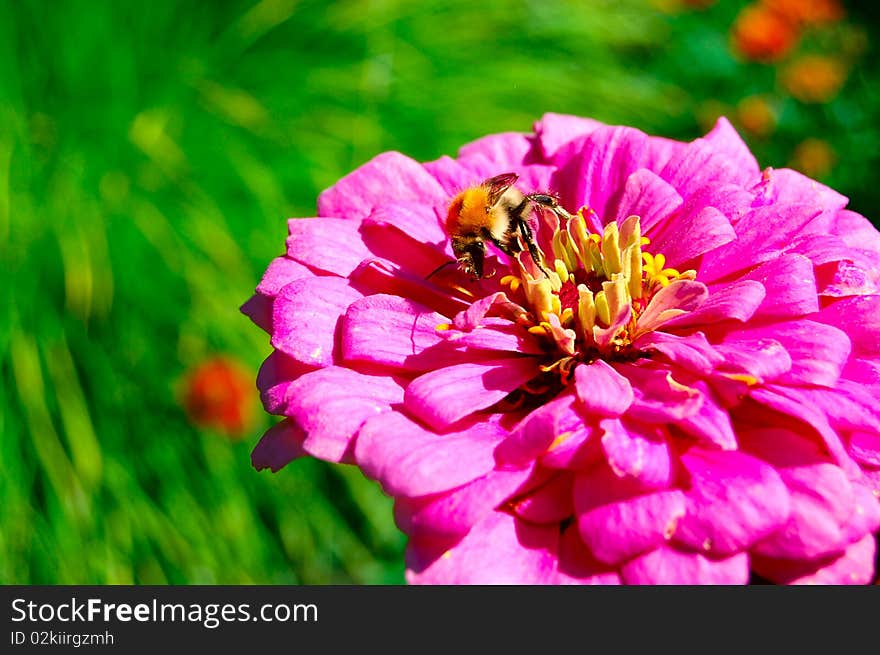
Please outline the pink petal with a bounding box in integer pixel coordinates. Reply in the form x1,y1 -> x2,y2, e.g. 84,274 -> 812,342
620,546 -> 749,585
660,137 -> 754,197
251,419 -> 307,472
511,472 -> 575,524
734,254 -> 818,320
818,258 -> 880,297
286,217 -> 372,277
634,331 -> 723,376
600,419 -> 674,489
574,464 -> 687,565
747,388 -> 860,476
367,200 -> 447,245
615,363 -> 703,424
534,112 -> 604,160
553,527 -> 622,584
714,337 -> 792,382
540,422 -> 602,471
551,126 -> 650,222
816,295 -> 880,359
675,384 -> 738,450
256,351 -> 316,414
240,294 -> 272,332
849,431 -> 880,468
752,462 -> 855,561
787,233 -> 863,266
751,534 -> 876,585
360,219 -> 450,278
317,151 -> 447,220
702,117 -> 761,185
349,258 -> 470,319
777,381 -> 880,439
255,255 -> 314,297
611,168 -> 683,234
422,155 -> 477,196
404,357 -> 541,430
341,294 -> 448,371
406,511 -> 559,584
676,181 -> 755,229
494,392 -> 580,467
698,204 -> 822,281
730,320 -> 850,387
674,448 -> 790,556
841,480 -> 880,542
396,467 -> 534,539
833,209 -> 880,253
643,135 -> 688,173
635,279 -> 709,334
283,366 -> 404,463
355,412 -> 506,497
660,280 -> 765,330
271,276 -> 363,367
574,359 -> 634,417
458,131 -> 533,168
761,168 -> 848,228
452,291 -> 528,331
439,320 -> 544,355
648,205 -> 736,269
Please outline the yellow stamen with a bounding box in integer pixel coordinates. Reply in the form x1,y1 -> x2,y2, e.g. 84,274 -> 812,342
595,290 -> 611,326
602,222 -> 622,275
554,258 -> 570,283
577,285 -> 596,337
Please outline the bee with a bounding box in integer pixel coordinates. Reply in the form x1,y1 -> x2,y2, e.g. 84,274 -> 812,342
440,172 -> 572,280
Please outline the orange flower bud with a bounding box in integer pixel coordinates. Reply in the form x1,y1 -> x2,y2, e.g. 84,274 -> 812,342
780,55 -> 847,103
731,4 -> 799,63
182,356 -> 258,438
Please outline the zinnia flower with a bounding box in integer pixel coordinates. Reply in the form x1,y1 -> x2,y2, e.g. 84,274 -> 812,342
780,54 -> 848,104
790,138 -> 836,179
181,356 -> 257,437
763,0 -> 845,26
731,4 -> 799,63
243,113 -> 880,584
736,95 -> 776,138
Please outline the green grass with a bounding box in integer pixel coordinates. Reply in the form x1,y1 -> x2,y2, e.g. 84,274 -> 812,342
1,0 -> 877,584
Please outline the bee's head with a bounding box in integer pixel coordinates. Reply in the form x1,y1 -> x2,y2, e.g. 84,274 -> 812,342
452,236 -> 486,280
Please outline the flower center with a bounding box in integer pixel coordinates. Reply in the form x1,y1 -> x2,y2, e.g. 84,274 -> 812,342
498,208 -> 696,386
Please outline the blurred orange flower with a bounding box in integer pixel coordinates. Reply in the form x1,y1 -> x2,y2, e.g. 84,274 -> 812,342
763,0 -> 844,26
737,95 -> 776,137
790,138 -> 836,178
731,4 -> 799,62
182,356 -> 258,438
780,55 -> 847,103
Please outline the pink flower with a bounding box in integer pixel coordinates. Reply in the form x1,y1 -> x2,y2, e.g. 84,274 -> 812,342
243,113 -> 880,584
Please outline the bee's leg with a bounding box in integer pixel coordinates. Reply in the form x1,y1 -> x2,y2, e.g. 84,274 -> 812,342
515,216 -> 551,277
525,193 -> 574,221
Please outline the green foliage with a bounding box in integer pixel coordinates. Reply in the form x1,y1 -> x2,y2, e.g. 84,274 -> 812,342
1,0 -> 876,584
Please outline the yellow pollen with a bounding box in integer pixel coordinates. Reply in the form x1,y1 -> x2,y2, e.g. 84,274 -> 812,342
547,432 -> 572,452
724,373 -> 761,386
435,323 -> 452,331
500,274 -> 521,293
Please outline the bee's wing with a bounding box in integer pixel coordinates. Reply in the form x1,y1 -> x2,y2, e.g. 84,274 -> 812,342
482,172 -> 518,206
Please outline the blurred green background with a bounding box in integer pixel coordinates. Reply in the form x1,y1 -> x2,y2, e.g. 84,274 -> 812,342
2,0 -> 877,584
